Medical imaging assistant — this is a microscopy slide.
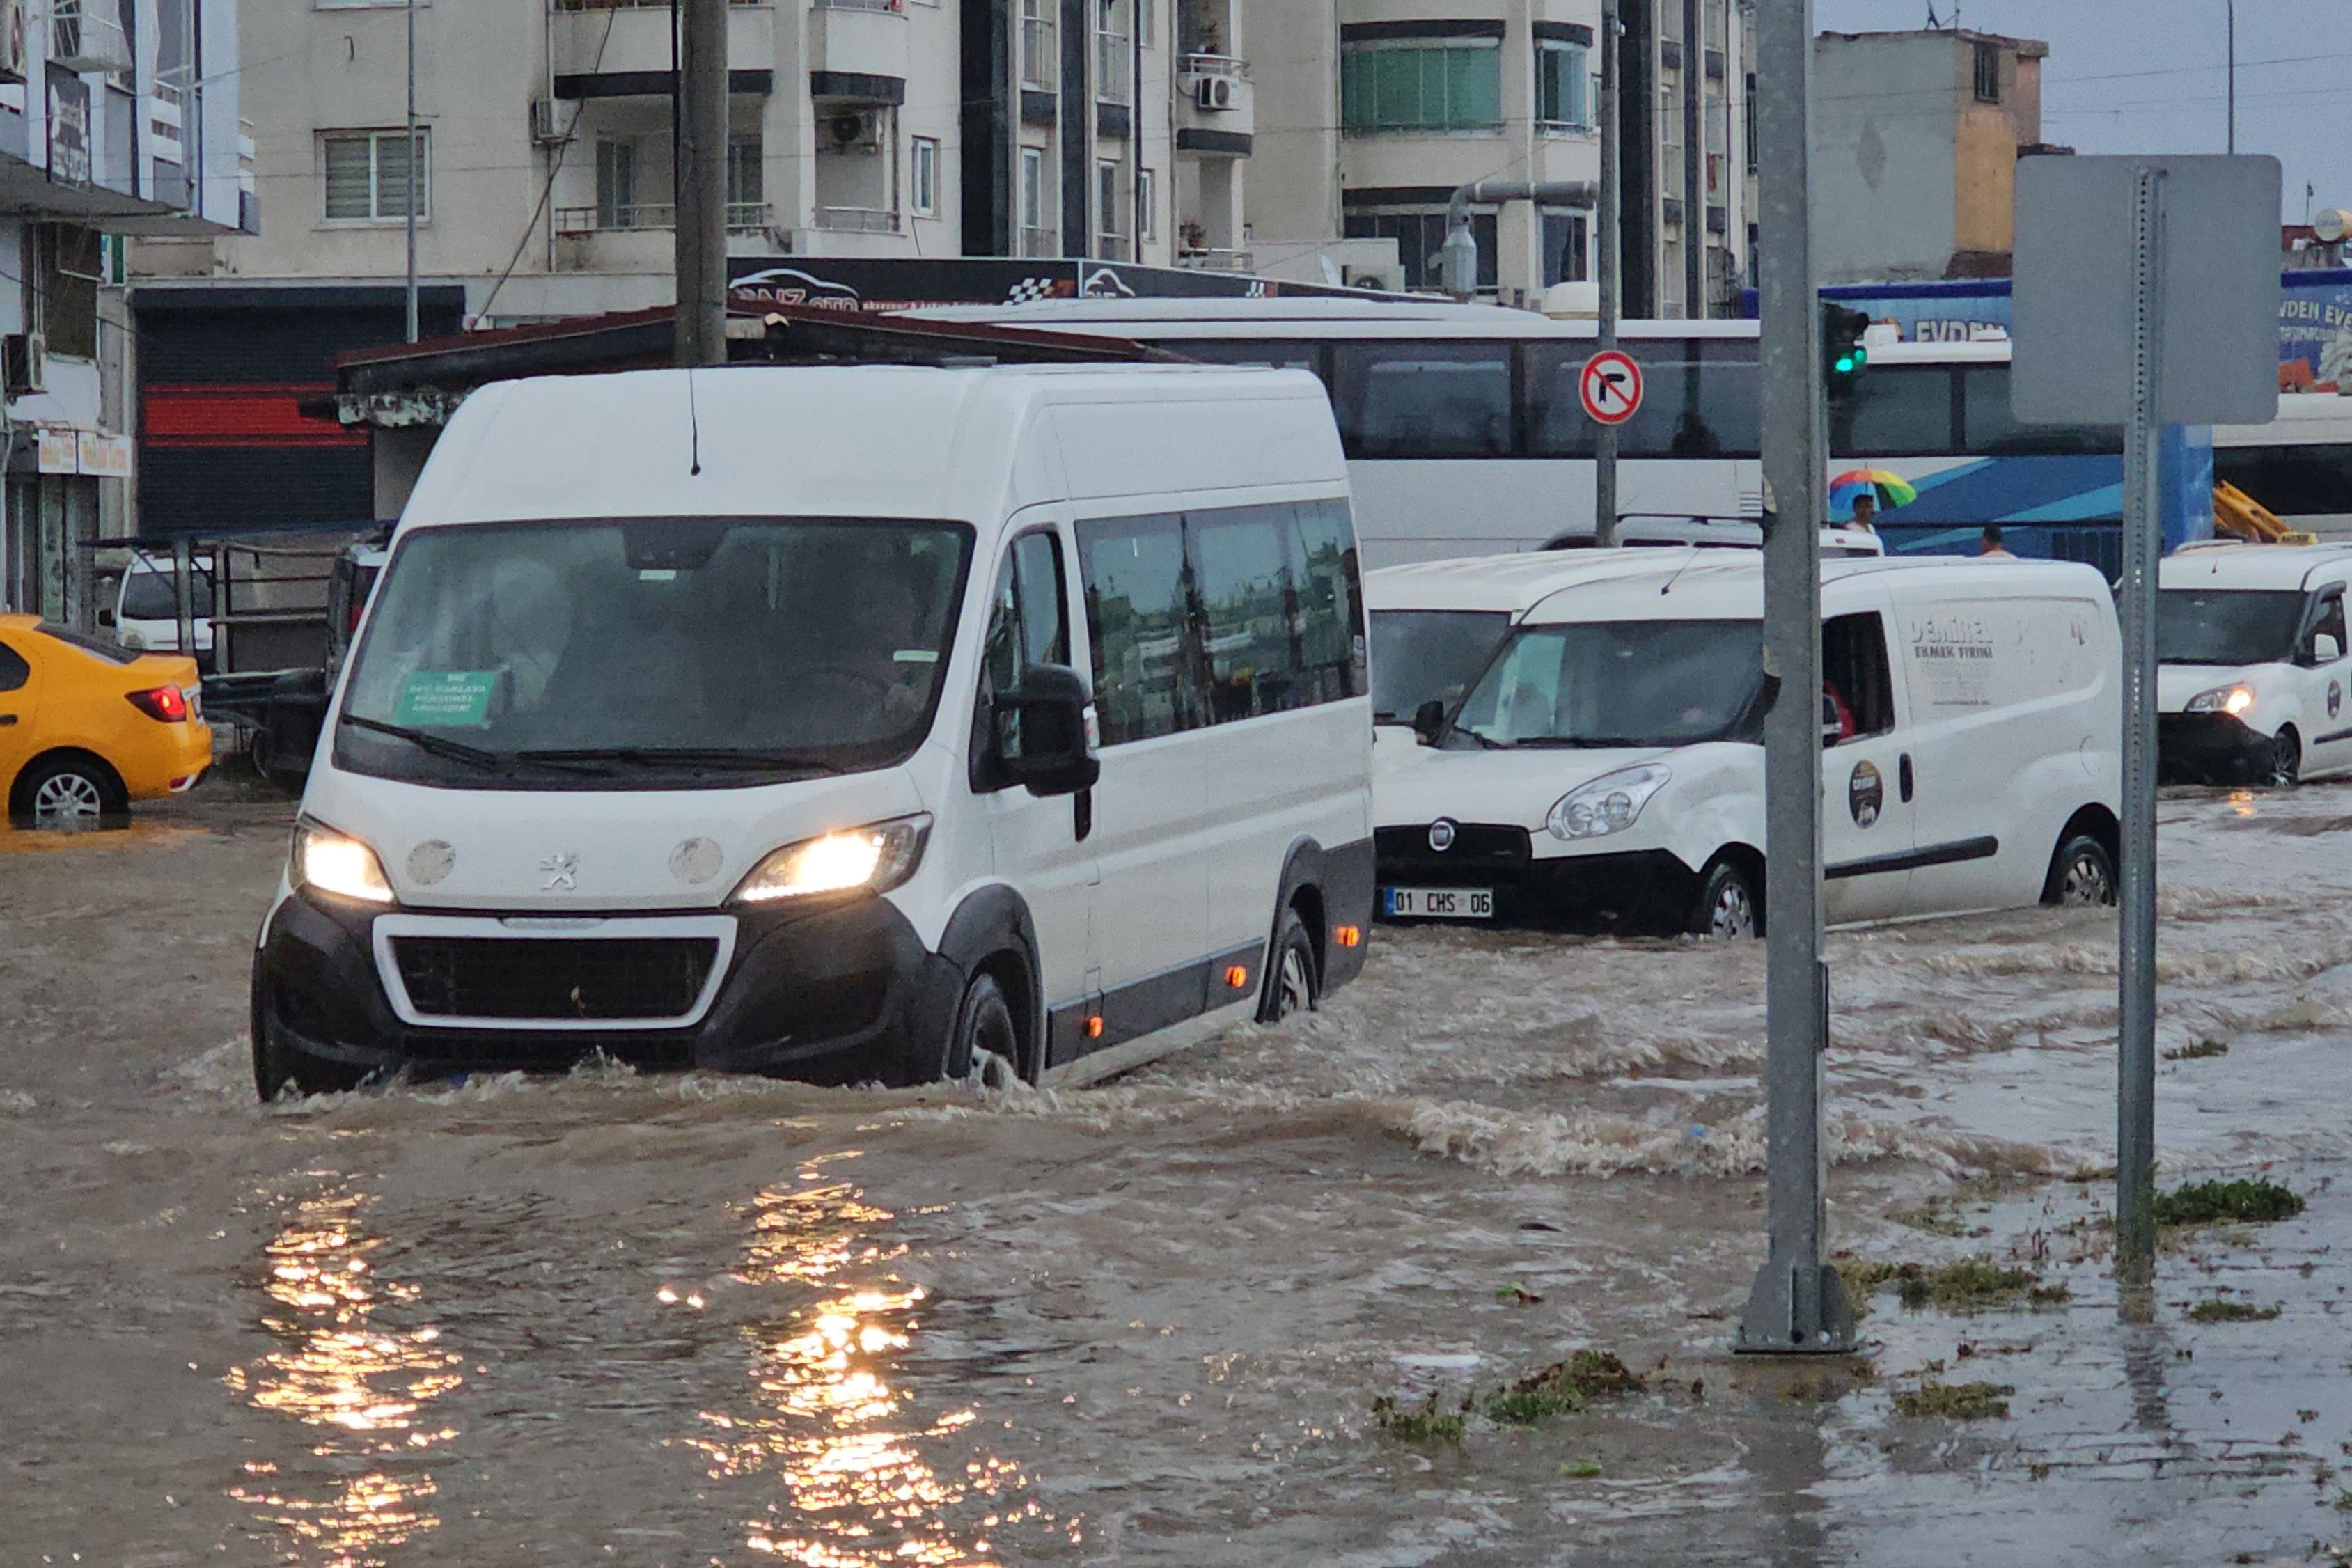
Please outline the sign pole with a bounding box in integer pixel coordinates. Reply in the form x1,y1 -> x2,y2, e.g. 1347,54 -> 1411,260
2115,167 -> 2167,1280
1737,0 -> 1851,1356
1595,0 -> 1621,547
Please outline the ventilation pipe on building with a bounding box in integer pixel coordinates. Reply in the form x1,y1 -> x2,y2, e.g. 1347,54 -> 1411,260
1441,181 -> 1600,301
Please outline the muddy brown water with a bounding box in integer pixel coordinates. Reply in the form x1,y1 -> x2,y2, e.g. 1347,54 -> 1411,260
6,783 -> 2352,1565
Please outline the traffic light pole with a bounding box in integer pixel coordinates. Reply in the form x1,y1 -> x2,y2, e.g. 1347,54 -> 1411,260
1737,0 -> 1853,1357
1595,0 -> 1621,549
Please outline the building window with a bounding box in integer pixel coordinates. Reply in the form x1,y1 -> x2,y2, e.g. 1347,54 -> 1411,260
1137,0 -> 1154,50
1138,166 -> 1157,242
1020,0 -> 1056,91
1536,42 -> 1589,130
1744,73 -> 1757,172
727,135 -> 764,230
322,128 -> 428,223
1340,42 -> 1503,134
1973,42 -> 2001,104
1342,208 -> 1496,292
29,226 -> 99,361
911,136 -> 939,216
596,136 -> 638,229
1019,145 -> 1051,255
1542,210 -> 1588,288
1097,158 -> 1124,260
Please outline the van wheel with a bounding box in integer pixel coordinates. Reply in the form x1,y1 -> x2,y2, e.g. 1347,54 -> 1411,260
1688,859 -> 1760,939
2044,833 -> 2117,909
10,753 -> 127,826
923,971 -> 1017,1088
1257,909 -> 1319,1023
2269,728 -> 2302,787
249,1005 -> 375,1101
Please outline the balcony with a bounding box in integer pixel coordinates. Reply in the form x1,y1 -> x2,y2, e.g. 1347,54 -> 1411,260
810,0 -> 909,90
815,205 -> 900,233
1175,53 -> 1253,148
554,201 -> 771,234
551,0 -> 775,98
1176,246 -> 1252,272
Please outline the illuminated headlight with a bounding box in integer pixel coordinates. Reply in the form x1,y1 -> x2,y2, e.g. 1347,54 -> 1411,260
291,818 -> 395,905
2185,683 -> 2257,717
730,815 -> 931,904
1546,765 -> 1672,841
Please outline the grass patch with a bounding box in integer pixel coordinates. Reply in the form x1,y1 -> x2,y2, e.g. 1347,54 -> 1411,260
1370,1392 -> 1464,1445
1482,1350 -> 1645,1427
2153,1178 -> 2304,1228
2186,1298 -> 2282,1324
1562,1459 -> 1603,1479
1892,1380 -> 2014,1420
1891,1207 -> 1988,1239
1840,1257 -> 2066,1315
2335,1490 -> 2352,1513
2164,1037 -> 2230,1061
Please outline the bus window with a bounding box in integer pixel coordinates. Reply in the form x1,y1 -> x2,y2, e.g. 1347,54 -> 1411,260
1164,338 -> 1331,386
2214,445 -> 2352,520
1960,366 -> 2117,456
1526,339 -> 1759,459
1333,341 -> 1514,459
1832,366 -> 1958,457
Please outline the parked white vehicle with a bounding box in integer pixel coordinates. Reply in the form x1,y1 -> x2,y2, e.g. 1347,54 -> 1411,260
1368,552 -> 2122,935
105,549 -> 214,661
251,364 -> 1374,1097
2157,542 -> 2352,785
1548,516 -> 1887,557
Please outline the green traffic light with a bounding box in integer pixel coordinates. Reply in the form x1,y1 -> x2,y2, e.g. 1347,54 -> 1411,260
1834,354 -> 1858,373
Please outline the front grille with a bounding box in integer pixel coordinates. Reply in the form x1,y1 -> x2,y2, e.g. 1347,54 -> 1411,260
1376,822 -> 1534,880
391,936 -> 719,1021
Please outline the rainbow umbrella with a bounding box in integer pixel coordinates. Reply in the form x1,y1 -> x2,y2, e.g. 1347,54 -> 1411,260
1830,469 -> 1919,519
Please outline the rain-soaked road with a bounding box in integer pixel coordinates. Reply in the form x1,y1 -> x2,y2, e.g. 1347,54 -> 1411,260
6,775 -> 2352,1566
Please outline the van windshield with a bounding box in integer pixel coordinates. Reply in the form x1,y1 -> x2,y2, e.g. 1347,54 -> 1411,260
336,517 -> 972,789
121,565 -> 213,621
2157,588 -> 2304,667
1369,609 -> 1510,723
1447,619 -> 1764,749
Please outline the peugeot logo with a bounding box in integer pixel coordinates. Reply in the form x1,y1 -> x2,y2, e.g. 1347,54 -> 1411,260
539,852 -> 579,892
1429,818 -> 1458,853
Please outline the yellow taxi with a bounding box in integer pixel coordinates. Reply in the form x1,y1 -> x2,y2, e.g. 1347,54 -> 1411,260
0,613 -> 212,823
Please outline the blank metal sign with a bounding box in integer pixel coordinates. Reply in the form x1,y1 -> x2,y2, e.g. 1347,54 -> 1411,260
2012,155 -> 2281,428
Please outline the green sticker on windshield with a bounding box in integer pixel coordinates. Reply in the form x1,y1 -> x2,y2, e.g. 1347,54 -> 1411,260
394,669 -> 499,728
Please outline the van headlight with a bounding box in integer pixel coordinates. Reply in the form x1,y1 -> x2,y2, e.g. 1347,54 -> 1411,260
1546,765 -> 1671,840
2185,683 -> 2257,717
291,818 -> 395,905
730,815 -> 931,904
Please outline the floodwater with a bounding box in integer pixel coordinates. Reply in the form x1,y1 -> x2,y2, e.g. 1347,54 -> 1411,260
6,781 -> 2352,1565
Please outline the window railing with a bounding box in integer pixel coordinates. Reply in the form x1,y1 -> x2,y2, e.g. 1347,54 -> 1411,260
1096,31 -> 1131,102
727,201 -> 771,232
1180,52 -> 1246,81
1020,10 -> 1056,90
813,0 -> 906,10
815,205 -> 901,233
1019,224 -> 1058,258
1537,118 -> 1594,136
1177,246 -> 1253,272
556,203 -> 677,234
1096,232 -> 1127,262
551,0 -> 760,10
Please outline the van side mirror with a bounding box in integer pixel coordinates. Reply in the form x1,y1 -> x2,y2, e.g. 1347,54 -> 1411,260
1412,698 -> 1448,744
2315,632 -> 2342,665
996,664 -> 1100,797
95,606 -> 115,628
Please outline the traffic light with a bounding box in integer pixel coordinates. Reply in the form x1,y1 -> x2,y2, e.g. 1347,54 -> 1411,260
1821,303 -> 1871,402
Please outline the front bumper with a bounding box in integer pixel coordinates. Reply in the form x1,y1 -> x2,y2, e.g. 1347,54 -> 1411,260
253,884 -> 961,1085
1374,824 -> 1700,930
2158,712 -> 2277,782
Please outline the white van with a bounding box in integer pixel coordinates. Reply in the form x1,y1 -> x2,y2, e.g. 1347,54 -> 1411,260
1369,553 -> 2122,935
250,365 -> 1374,1097
105,549 -> 215,662
2157,542 -> 2352,785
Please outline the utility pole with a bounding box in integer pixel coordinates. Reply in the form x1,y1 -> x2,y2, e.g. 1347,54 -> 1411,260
1736,0 -> 1852,1357
404,0 -> 418,343
2225,0 -> 2236,155
1596,0 -> 1622,548
675,0 -> 729,367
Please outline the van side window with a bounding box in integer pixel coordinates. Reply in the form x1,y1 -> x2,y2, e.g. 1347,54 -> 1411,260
973,530 -> 1072,787
2304,590 -> 2347,664
1287,500 -> 1369,703
1824,612 -> 1895,740
1190,507 -> 1298,721
1079,514 -> 1200,744
0,638 -> 27,691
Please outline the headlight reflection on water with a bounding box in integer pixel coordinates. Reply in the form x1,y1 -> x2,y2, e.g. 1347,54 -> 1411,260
224,1189 -> 463,1567
687,1164 -> 1057,1565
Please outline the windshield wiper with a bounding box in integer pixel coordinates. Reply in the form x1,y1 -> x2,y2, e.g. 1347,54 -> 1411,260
340,714 -> 611,776
510,746 -> 845,776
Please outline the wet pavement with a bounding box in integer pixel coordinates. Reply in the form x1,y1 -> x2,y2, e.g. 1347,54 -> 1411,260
6,777 -> 2352,1565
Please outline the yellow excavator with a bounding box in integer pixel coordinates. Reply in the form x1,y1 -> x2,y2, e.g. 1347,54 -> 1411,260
2212,481 -> 2320,545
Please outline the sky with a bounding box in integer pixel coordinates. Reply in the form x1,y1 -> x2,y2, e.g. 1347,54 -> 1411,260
1814,0 -> 2352,219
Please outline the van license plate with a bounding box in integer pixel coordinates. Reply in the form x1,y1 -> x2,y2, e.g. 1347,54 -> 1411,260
1383,887 -> 1493,919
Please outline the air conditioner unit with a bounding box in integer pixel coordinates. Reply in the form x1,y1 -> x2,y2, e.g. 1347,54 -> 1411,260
1194,75 -> 1235,111
4,332 -> 45,397
528,98 -> 570,148
50,0 -> 130,74
0,1 -> 26,84
826,110 -> 884,152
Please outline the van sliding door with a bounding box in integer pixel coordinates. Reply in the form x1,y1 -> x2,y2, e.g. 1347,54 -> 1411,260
1821,599 -> 1918,924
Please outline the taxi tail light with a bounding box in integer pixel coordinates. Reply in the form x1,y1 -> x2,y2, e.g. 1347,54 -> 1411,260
126,684 -> 189,722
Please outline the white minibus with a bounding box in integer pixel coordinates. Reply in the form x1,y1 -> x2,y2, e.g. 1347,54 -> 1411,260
2157,542 -> 2352,785
251,365 -> 1374,1097
1368,553 -> 2122,935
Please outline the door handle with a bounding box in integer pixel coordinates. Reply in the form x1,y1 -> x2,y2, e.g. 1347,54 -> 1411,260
1898,753 -> 1914,803
0,712 -> 16,726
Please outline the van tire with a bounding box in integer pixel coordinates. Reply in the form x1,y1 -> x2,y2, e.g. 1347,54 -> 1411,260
921,971 -> 1017,1087
1257,909 -> 1319,1022
250,1018 -> 375,1101
2044,833 -> 2118,909
10,751 -> 128,825
1688,859 -> 1761,939
2270,727 -> 2302,787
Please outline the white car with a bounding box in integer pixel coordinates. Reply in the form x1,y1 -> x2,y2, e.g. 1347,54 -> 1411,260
2157,542 -> 2352,785
104,549 -> 214,662
251,363 -> 1375,1096
1368,551 -> 2122,935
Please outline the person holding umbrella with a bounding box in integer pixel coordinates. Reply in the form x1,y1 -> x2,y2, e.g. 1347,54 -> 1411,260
1830,469 -> 1919,530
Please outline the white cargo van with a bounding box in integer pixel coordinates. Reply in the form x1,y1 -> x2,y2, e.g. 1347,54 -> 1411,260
1370,554 -> 2121,934
251,365 -> 1374,1097
2157,542 -> 2352,785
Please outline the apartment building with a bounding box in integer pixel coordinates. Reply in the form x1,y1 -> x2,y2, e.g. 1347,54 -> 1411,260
0,0 -> 246,620
1252,0 -> 1751,314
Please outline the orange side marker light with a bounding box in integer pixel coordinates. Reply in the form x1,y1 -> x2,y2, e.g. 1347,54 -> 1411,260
1334,925 -> 1363,948
1224,966 -> 1251,989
